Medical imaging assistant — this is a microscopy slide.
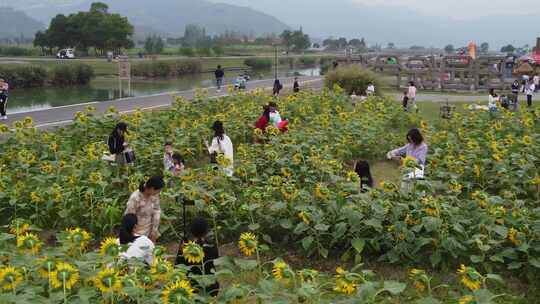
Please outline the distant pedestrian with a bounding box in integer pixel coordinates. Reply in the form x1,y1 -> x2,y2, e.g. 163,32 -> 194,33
215,65 -> 225,92
0,78 -> 9,120
534,74 -> 540,92
408,81 -> 418,112
366,82 -> 375,96
293,77 -> 300,93
332,61 -> 338,69
525,79 -> 535,108
273,79 -> 283,96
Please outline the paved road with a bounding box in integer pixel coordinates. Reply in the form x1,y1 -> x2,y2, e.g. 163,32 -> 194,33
3,76 -> 323,129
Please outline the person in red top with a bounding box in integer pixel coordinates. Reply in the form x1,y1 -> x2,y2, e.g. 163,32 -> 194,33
254,105 -> 271,131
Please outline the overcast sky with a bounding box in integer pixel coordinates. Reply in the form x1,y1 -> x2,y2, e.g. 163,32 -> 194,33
352,0 -> 539,19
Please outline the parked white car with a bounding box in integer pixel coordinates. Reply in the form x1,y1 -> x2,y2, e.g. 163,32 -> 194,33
56,49 -> 75,59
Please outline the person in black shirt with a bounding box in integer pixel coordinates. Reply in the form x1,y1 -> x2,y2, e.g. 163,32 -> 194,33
293,77 -> 300,93
511,79 -> 520,109
108,122 -> 129,165
175,217 -> 220,296
273,79 -> 283,96
215,65 -> 225,92
355,160 -> 374,192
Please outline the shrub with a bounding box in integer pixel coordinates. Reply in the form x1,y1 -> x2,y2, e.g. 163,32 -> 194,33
0,65 -> 47,88
244,58 -> 272,69
0,45 -> 41,57
179,47 -> 195,57
197,47 -> 214,57
132,60 -> 202,78
324,65 -> 382,95
279,57 -> 295,67
212,45 -> 224,56
50,64 -> 95,86
297,56 -> 317,65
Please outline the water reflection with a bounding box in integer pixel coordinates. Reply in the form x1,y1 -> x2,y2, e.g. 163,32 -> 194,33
7,67 -> 320,114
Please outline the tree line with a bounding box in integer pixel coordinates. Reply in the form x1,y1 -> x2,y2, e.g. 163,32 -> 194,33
33,2 -> 134,56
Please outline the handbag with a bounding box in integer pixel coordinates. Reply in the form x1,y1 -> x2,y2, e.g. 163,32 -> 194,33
123,149 -> 136,164
210,138 -> 223,164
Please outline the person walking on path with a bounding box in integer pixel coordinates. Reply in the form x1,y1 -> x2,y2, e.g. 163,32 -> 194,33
293,77 -> 300,93
215,65 -> 225,92
408,81 -> 418,112
124,176 -> 165,242
534,74 -> 540,92
525,79 -> 536,108
0,78 -> 9,120
273,79 -> 283,96
206,121 -> 234,177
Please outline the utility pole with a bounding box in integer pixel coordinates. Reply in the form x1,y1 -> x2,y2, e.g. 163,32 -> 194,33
274,44 -> 278,79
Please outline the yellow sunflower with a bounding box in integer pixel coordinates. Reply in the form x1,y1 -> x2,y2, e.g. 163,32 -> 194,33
161,280 -> 194,304
314,183 -> 330,200
0,266 -> 23,291
16,232 -> 41,254
182,241 -> 205,264
9,221 -> 29,235
333,267 -> 359,294
38,257 -> 58,279
238,232 -> 258,257
93,268 -> 122,294
459,295 -> 474,304
151,258 -> 173,282
272,261 -> 293,282
50,262 -> 79,290
457,265 -> 481,291
402,155 -> 418,168
65,228 -> 91,251
99,238 -> 120,257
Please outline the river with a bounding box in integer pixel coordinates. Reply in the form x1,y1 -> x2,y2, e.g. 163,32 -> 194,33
7,67 -> 321,114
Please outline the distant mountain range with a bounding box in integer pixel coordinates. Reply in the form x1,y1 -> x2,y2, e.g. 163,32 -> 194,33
210,0 -> 540,49
0,7 -> 44,39
0,0 -> 290,38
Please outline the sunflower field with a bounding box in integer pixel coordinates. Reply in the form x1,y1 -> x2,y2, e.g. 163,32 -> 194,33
0,86 -> 539,303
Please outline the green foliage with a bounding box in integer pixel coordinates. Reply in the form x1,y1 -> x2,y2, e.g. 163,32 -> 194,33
50,64 -> 95,86
297,56 -> 317,65
178,47 -> 196,57
36,2 -> 134,54
501,44 -> 516,54
0,65 -> 47,88
280,29 -> 311,52
131,59 -> 202,77
324,65 -> 382,94
0,46 -> 41,57
143,35 -> 164,54
444,44 -> 455,53
244,58 -> 272,69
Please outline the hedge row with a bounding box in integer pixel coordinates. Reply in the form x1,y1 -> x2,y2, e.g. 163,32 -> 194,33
131,59 -> 202,78
0,64 -> 95,88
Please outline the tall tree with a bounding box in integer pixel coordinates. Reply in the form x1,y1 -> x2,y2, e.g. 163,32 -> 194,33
480,42 -> 489,54
501,44 -> 516,54
36,2 -> 133,55
444,44 -> 455,53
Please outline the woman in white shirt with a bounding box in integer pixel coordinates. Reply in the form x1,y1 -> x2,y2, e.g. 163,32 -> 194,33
119,214 -> 155,265
488,88 -> 499,111
205,121 -> 234,177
